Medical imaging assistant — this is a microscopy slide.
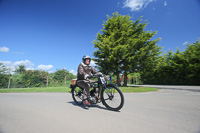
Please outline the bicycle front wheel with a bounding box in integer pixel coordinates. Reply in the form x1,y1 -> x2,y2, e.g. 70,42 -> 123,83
101,84 -> 124,111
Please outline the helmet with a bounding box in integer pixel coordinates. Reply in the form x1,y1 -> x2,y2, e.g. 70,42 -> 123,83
82,55 -> 91,65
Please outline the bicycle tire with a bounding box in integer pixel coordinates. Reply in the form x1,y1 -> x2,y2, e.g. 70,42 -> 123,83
72,86 -> 83,105
101,84 -> 124,111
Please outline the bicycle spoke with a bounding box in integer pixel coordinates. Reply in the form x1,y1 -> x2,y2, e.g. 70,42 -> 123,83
72,87 -> 83,105
103,87 -> 122,109
104,98 -> 110,100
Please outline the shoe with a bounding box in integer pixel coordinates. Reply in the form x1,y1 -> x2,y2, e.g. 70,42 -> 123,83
83,100 -> 90,105
89,96 -> 96,103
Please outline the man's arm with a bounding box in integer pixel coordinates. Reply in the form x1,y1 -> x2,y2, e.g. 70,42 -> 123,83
91,67 -> 101,75
78,64 -> 89,79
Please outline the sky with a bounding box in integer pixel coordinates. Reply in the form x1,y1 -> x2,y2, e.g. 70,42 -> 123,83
0,0 -> 200,75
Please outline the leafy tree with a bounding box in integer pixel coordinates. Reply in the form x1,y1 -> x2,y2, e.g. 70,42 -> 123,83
183,40 -> 200,84
93,12 -> 161,86
53,69 -> 67,82
141,40 -> 200,85
22,70 -> 48,87
0,63 -> 8,74
51,69 -> 76,86
0,63 -> 9,88
53,69 -> 63,81
11,74 -> 24,88
15,65 -> 26,74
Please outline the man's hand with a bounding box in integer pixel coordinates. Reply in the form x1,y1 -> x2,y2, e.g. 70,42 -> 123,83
96,72 -> 103,76
85,74 -> 93,80
87,75 -> 93,79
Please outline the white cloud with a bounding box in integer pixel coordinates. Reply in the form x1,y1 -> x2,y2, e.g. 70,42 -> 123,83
70,69 -> 77,75
0,61 -> 12,66
183,41 -> 188,46
36,65 -> 53,71
164,1 -> 167,6
12,51 -> 24,55
0,60 -> 34,73
0,46 -> 9,52
26,67 -> 35,71
123,0 -> 155,11
13,60 -> 34,68
117,2 -> 120,7
90,60 -> 97,66
0,60 -> 34,68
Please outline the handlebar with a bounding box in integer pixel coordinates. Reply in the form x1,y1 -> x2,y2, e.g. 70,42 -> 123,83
89,73 -> 110,80
86,73 -> 104,79
94,73 -> 104,77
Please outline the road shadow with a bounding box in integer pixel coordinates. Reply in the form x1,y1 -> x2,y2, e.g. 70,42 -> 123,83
0,126 -> 4,133
67,101 -> 120,112
67,101 -> 89,110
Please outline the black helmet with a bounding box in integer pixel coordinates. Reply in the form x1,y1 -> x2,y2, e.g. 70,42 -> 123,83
82,55 -> 91,65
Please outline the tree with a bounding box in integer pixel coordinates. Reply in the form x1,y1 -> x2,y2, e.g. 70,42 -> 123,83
52,69 -> 76,86
183,40 -> 200,84
141,40 -> 200,85
16,65 -> 26,74
22,70 -> 48,87
0,63 -> 9,88
0,63 -> 7,74
93,12 -> 162,86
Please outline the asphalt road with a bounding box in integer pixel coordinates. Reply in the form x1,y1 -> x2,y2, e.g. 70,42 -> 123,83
129,85 -> 200,92
0,88 -> 200,133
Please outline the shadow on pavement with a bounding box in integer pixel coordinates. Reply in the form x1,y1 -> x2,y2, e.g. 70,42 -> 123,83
0,126 -> 4,133
67,101 -> 89,110
67,101 -> 120,112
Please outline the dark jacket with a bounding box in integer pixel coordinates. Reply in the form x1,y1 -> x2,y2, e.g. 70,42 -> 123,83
77,63 -> 99,80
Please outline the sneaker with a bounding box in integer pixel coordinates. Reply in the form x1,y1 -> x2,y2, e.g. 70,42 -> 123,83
83,100 -> 90,105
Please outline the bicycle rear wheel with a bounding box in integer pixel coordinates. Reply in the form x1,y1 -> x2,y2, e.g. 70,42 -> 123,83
101,84 -> 124,111
72,86 -> 83,105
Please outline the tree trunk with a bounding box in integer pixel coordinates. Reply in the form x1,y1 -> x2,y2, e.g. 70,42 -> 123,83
46,75 -> 48,87
8,75 -> 11,89
117,73 -> 120,86
124,71 -> 128,86
136,76 -> 137,85
131,77 -> 134,84
64,75 -> 66,86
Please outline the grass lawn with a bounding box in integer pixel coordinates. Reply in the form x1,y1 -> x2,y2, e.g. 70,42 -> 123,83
0,86 -> 158,93
0,87 -> 70,93
120,86 -> 158,92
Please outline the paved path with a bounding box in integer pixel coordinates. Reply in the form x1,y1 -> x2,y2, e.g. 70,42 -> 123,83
0,89 -> 200,133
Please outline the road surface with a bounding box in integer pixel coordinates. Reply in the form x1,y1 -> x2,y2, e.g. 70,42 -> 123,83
0,88 -> 200,133
129,84 -> 200,92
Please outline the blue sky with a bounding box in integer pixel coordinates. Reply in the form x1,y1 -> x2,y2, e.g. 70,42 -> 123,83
0,0 -> 200,75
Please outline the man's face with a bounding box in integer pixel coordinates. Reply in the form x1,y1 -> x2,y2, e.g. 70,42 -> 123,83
85,59 -> 90,65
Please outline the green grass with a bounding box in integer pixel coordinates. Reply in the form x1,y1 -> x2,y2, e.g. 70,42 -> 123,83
120,86 -> 158,92
0,86 -> 158,93
0,87 -> 70,93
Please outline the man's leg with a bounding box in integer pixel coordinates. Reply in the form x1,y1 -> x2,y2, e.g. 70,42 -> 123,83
77,80 -> 90,100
